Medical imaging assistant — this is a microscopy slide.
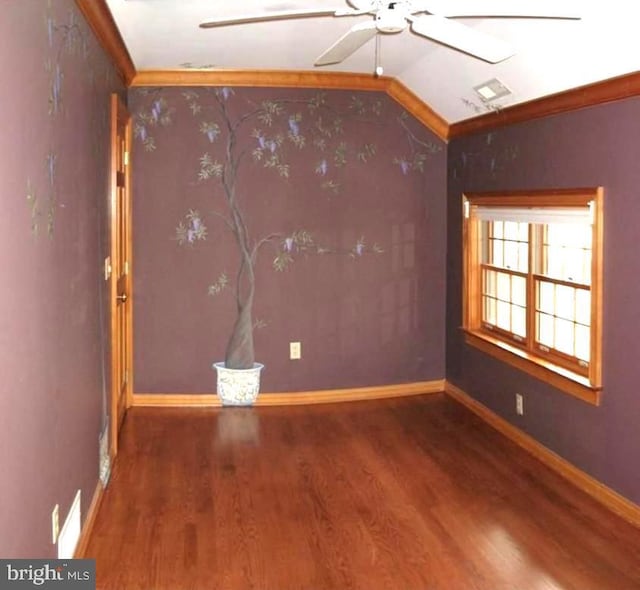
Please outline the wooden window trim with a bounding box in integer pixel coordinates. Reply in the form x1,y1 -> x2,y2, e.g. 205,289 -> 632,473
462,188 -> 604,406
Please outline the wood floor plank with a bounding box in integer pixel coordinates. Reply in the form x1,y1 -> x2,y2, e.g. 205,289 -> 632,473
86,395 -> 640,589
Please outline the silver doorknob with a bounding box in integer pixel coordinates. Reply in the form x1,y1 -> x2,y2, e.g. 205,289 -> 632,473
116,293 -> 128,303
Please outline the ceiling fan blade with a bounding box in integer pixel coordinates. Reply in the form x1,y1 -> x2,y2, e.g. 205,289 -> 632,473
200,8 -> 343,29
416,0 -> 580,19
314,21 -> 378,66
411,15 -> 514,63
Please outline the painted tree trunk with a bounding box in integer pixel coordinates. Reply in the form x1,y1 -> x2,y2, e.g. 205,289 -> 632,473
224,294 -> 255,369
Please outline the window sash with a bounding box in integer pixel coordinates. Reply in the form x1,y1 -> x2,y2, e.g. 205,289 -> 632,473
480,223 -> 591,375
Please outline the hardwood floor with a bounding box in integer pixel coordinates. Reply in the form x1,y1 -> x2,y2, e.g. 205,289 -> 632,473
86,394 -> 640,589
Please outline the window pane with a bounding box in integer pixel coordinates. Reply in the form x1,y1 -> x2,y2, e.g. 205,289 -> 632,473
504,221 -> 519,240
518,243 -> 529,272
542,223 -> 592,285
484,296 -> 497,325
504,241 -> 518,269
565,250 -> 585,283
492,240 -> 503,267
483,269 -> 496,297
555,318 -> 575,355
538,281 -> 555,315
556,285 -> 576,321
497,301 -> 511,331
546,246 -> 563,278
497,272 -> 510,301
575,325 -> 590,362
512,275 -> 527,307
546,224 -> 563,246
537,313 -> 554,347
512,306 -> 526,338
518,223 -> 529,241
493,221 -> 503,239
583,251 -> 592,284
575,289 -> 591,326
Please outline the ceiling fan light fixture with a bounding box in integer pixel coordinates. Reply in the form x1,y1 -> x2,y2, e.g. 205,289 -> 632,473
473,78 -> 511,102
375,7 -> 407,33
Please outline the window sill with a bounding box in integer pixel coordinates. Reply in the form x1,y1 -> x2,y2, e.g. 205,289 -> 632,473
462,330 -> 601,406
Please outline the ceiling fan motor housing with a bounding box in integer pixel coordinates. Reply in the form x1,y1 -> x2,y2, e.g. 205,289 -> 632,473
375,5 -> 408,33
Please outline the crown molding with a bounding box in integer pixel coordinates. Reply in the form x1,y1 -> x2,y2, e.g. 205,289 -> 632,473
386,78 -> 450,142
449,71 -> 640,139
130,69 -> 388,91
75,0 -> 136,85
130,69 -> 450,141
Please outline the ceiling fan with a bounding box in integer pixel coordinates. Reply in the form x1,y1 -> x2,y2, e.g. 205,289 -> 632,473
200,0 -> 580,66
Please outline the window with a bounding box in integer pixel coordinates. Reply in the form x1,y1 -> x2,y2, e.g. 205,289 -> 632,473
462,188 -> 603,405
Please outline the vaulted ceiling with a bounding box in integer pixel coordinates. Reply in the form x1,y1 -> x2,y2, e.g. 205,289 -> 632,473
92,0 -> 640,135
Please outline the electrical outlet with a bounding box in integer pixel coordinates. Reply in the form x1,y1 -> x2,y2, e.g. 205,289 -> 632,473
516,393 -> 524,416
289,341 -> 301,360
51,504 -> 59,544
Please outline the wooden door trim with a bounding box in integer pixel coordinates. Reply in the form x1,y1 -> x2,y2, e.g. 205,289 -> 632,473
124,108 -> 134,411
109,93 -> 133,457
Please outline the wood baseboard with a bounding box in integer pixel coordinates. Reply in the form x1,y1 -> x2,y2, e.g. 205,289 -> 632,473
74,480 -> 105,558
445,381 -> 640,528
133,379 -> 445,407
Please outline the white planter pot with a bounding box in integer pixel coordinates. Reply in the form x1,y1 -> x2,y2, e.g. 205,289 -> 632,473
213,362 -> 264,406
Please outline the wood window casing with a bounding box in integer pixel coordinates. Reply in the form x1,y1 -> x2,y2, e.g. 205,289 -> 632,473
462,188 -> 603,405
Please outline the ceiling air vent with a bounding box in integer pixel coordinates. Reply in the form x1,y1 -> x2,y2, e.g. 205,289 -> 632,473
473,78 -> 511,102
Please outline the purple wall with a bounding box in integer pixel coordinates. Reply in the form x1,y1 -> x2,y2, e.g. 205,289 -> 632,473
0,1 -> 123,557
447,98 -> 640,504
130,87 -> 447,394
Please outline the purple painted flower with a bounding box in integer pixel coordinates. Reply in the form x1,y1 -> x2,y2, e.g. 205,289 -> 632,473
221,87 -> 232,100
47,154 -> 56,186
187,229 -> 195,243
268,140 -> 277,153
191,217 -> 201,232
151,101 -> 163,122
207,129 -> 217,142
355,242 -> 364,256
47,17 -> 54,48
315,160 -> 328,176
288,117 -> 300,136
52,64 -> 62,111
257,135 -> 266,149
399,159 -> 410,175
139,126 -> 147,141
284,237 -> 294,252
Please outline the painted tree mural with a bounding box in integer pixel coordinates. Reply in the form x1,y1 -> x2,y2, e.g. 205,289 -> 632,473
27,1 -> 116,240
133,87 -> 440,371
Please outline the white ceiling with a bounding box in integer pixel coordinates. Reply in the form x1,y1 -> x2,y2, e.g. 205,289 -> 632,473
105,0 -> 640,123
